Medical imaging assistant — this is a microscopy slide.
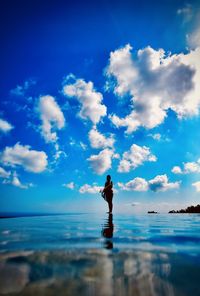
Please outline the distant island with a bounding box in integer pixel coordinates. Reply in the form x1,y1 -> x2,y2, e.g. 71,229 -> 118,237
169,204 -> 200,213
148,211 -> 158,214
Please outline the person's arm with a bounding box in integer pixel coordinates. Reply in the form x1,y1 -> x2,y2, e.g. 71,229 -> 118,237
104,182 -> 112,191
103,182 -> 107,192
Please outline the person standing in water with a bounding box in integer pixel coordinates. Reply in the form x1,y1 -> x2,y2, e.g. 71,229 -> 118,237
103,175 -> 113,213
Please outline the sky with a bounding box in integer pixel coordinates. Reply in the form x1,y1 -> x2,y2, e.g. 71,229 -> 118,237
0,0 -> 200,214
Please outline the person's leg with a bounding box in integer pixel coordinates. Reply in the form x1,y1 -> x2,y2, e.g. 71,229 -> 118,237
108,198 -> 113,213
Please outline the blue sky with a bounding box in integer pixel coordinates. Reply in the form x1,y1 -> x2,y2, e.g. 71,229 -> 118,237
0,0 -> 200,213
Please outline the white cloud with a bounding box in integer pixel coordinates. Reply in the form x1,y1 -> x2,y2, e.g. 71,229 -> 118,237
106,44 -> 200,133
118,144 -> 157,173
181,6 -> 200,53
131,202 -> 141,206
52,143 -> 67,162
177,4 -> 193,23
148,133 -> 170,142
113,153 -> 120,159
172,159 -> 200,174
187,26 -> 200,49
69,137 -> 76,146
0,166 -> 11,178
171,166 -> 183,174
38,95 -> 65,143
63,182 -> 75,189
10,79 -> 36,96
148,133 -> 161,141
118,174 -> 180,192
79,184 -> 102,194
88,127 -> 115,149
0,119 -> 14,133
63,75 -> 107,124
118,177 -> 148,191
80,141 -> 87,150
53,149 -> 67,161
3,172 -> 33,189
184,161 -> 200,173
87,148 -> 114,175
192,181 -> 200,192
12,174 -> 27,189
0,143 -> 48,173
12,175 -> 27,189
148,174 -> 180,192
0,167 -> 31,189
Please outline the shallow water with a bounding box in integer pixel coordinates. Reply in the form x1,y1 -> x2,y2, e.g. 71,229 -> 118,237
0,213 -> 200,295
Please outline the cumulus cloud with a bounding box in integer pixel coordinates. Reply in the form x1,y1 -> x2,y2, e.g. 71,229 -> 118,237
87,148 -> 115,174
79,183 -> 118,194
171,166 -> 183,174
3,172 -> 33,189
0,166 -> 11,179
106,44 -> 200,133
118,144 -> 157,173
118,177 -> 148,191
118,174 -> 180,192
63,75 -> 107,124
187,26 -> 200,49
183,161 -> 200,173
172,159 -> 200,174
148,174 -> 180,192
0,167 -> 29,189
38,95 -> 65,143
12,174 -> 27,189
0,118 -> 14,133
88,127 -> 115,149
0,143 -> 48,173
192,181 -> 200,192
79,184 -> 102,194
62,182 -> 75,189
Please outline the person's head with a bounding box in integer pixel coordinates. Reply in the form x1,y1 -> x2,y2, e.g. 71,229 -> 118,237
107,175 -> 111,181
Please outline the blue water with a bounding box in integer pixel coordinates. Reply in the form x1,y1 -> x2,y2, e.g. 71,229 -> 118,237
0,213 -> 200,253
0,213 -> 200,295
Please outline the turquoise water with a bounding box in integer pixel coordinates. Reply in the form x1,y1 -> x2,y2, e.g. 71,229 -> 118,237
0,213 -> 200,295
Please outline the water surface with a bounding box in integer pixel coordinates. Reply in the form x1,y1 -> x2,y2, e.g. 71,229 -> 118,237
0,213 -> 200,295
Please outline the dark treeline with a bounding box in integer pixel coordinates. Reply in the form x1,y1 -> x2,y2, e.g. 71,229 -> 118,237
169,204 -> 200,213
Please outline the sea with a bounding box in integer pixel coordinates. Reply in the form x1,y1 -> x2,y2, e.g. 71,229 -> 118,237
0,213 -> 200,296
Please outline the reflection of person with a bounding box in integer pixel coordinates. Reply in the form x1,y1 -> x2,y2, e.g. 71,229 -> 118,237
102,213 -> 114,249
103,175 -> 113,213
